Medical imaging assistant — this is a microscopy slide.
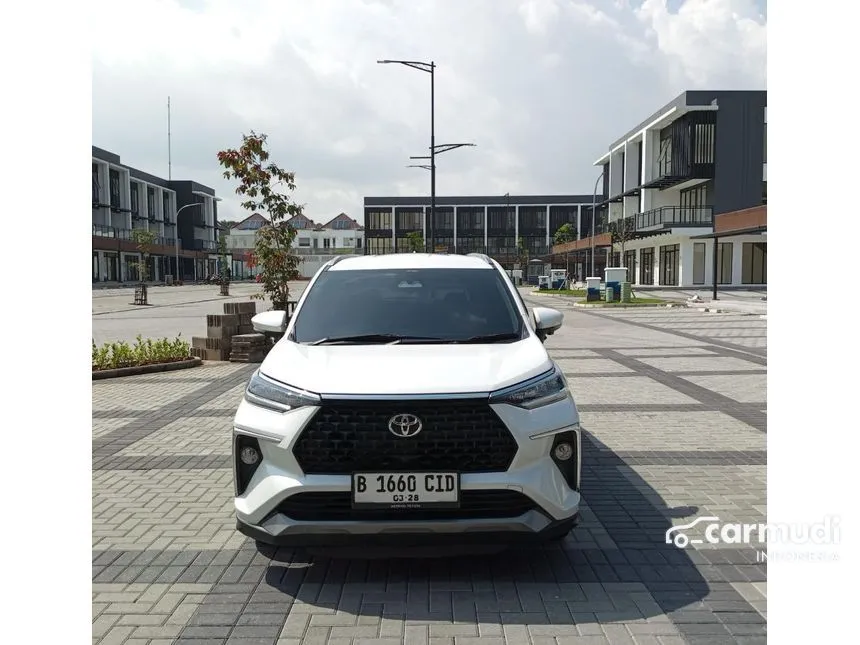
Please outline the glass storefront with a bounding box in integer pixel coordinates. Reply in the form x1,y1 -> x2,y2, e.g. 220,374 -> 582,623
742,242 -> 766,284
640,248 -> 654,285
659,244 -> 679,286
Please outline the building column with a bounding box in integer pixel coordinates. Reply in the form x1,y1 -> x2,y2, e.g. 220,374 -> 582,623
483,205 -> 488,252
576,205 -> 582,241
453,206 -> 458,253
514,205 -> 519,248
392,205 -> 397,253
545,205 -> 550,250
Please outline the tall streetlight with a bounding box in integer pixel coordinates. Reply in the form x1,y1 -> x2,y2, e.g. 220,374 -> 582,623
590,170 -> 605,277
174,202 -> 203,282
378,59 -> 435,251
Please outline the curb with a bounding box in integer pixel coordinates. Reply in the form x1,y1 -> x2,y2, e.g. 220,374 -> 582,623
92,357 -> 202,380
573,302 -> 681,309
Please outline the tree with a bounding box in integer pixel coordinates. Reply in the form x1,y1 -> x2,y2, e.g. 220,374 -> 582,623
515,238 -> 529,268
553,223 -> 576,246
217,230 -> 231,294
609,216 -> 636,271
217,132 -> 302,311
130,229 -> 156,282
406,230 -> 424,253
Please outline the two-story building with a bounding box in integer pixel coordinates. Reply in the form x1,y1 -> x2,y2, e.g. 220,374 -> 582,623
556,90 -> 767,288
91,146 -> 221,283
225,212 -> 365,278
362,195 -> 595,279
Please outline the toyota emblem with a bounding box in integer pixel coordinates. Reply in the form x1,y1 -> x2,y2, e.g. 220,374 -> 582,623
388,413 -> 423,438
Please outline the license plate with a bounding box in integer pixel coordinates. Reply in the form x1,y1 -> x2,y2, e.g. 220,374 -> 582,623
352,472 -> 460,509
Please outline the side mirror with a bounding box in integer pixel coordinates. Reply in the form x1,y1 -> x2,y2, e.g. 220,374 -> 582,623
252,310 -> 287,333
533,307 -> 563,341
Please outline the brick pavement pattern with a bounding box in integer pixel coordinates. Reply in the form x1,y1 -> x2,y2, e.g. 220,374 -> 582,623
92,294 -> 767,644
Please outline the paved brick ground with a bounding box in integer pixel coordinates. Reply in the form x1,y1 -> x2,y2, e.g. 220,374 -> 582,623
92,293 -> 767,644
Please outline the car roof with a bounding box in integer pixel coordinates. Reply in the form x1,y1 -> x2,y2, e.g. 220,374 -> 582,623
327,253 -> 495,272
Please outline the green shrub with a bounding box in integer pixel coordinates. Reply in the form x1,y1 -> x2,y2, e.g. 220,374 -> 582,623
92,334 -> 192,371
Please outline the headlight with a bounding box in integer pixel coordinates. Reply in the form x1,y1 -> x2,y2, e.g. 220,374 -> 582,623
489,366 -> 570,409
244,370 -> 320,412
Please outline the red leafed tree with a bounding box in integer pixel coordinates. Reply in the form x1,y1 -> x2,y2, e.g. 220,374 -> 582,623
217,132 -> 302,310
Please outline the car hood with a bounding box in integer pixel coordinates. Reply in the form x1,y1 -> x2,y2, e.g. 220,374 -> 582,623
259,337 -> 553,396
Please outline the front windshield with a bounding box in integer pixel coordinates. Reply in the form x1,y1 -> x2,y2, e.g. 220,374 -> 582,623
291,267 -> 524,344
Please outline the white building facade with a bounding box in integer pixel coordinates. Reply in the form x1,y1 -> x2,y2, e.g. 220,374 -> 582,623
226,212 -> 365,279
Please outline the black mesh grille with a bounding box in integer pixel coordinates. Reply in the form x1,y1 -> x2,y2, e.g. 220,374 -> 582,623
276,489 -> 537,521
293,399 -> 518,475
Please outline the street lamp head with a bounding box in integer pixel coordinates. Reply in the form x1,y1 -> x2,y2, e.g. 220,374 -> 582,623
376,60 -> 391,64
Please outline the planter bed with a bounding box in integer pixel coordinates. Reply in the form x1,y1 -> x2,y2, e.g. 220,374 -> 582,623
92,357 -> 202,380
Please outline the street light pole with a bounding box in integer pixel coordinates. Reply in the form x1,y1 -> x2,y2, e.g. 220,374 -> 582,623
591,171 -> 604,277
174,203 -> 203,282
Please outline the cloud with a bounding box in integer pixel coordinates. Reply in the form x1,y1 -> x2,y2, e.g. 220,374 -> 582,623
92,0 -> 766,223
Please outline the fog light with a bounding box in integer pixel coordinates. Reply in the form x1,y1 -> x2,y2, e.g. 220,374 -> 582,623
553,442 -> 574,461
239,446 -> 260,465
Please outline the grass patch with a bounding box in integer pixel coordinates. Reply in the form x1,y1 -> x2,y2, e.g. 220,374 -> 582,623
532,289 -> 586,297
579,297 -> 668,307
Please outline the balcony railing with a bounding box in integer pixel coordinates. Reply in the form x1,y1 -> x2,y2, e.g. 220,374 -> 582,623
293,247 -> 363,255
634,206 -> 713,231
93,224 -> 132,240
93,224 -> 176,248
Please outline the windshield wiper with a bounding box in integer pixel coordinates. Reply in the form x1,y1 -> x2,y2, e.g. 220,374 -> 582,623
452,332 -> 523,344
308,334 -> 444,346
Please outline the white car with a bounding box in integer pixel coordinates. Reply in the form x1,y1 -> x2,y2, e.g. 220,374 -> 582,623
232,252 -> 582,547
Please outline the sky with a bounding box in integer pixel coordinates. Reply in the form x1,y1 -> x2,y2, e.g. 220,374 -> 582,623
91,0 -> 767,225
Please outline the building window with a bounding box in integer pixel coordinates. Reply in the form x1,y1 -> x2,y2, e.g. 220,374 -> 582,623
162,191 -> 171,223
130,183 -> 139,215
742,242 -> 766,284
366,237 -> 393,254
365,209 -> 392,231
92,252 -> 100,282
323,238 -> 331,249
109,169 -> 121,209
623,250 -> 636,282
147,187 -> 156,219
104,253 -> 118,281
356,237 -> 362,248
518,207 -> 547,234
659,244 -> 679,286
395,208 -> 422,231
298,237 -> 310,247
762,181 -> 767,205
432,208 -> 454,230
92,164 -> 101,203
640,248 -> 654,285
693,123 -> 715,164
693,242 -> 706,284
125,255 -> 139,282
487,207 -> 515,231
457,207 -> 485,234
549,206 -> 577,236
717,242 -> 733,284
658,131 -> 672,177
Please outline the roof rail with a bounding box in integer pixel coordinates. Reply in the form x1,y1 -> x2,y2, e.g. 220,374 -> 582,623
466,253 -> 494,266
324,255 -> 354,270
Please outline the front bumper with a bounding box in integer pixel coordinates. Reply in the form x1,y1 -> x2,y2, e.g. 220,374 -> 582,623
237,512 -> 581,547
232,393 -> 582,546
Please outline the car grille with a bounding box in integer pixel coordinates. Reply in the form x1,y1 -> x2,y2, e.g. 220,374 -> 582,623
293,399 -> 518,475
276,490 -> 538,522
